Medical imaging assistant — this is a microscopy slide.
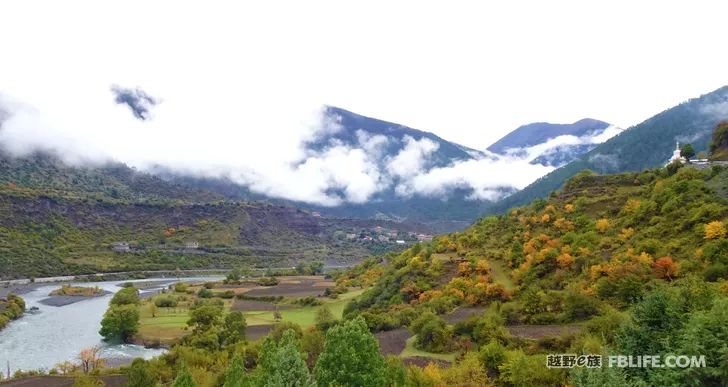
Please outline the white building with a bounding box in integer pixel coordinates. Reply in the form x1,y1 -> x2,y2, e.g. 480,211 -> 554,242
667,141 -> 686,165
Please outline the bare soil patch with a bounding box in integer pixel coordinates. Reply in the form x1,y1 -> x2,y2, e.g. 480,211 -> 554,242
507,324 -> 583,339
244,276 -> 332,298
443,307 -> 486,324
231,299 -> 294,312
246,324 -> 274,340
0,375 -> 127,387
375,328 -> 412,355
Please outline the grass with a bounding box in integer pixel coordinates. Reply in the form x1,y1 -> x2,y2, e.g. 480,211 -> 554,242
136,284 -> 365,343
243,288 -> 365,327
400,336 -> 457,362
488,260 -> 515,291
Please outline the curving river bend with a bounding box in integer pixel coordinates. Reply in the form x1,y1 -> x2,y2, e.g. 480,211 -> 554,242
0,277 -> 217,375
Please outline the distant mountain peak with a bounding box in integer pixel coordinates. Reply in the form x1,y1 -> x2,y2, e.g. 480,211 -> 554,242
487,118 -> 612,155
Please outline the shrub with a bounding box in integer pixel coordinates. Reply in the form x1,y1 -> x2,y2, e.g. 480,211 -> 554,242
258,277 -> 279,286
154,296 -> 178,308
479,340 -> 506,376
197,288 -> 214,298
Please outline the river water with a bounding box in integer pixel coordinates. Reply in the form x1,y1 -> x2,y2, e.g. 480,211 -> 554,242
0,277 -> 218,375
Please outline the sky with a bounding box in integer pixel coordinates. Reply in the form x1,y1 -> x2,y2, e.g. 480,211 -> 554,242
0,1 -> 727,205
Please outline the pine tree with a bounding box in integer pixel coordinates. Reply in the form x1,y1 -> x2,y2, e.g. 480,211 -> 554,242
314,316 -> 387,387
171,363 -> 197,387
223,355 -> 250,387
126,358 -> 157,387
258,329 -> 311,387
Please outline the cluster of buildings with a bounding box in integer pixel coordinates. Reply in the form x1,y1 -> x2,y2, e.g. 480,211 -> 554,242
111,240 -> 200,252
344,225 -> 433,245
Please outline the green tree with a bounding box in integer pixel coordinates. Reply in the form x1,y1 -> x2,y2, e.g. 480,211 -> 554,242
187,305 -> 222,333
223,355 -> 251,387
681,143 -> 696,160
314,316 -> 387,387
172,363 -> 197,387
226,268 -> 242,283
221,311 -> 247,346
99,304 -> 139,342
111,287 -> 140,306
315,306 -> 337,331
126,358 -> 158,387
258,329 -> 311,387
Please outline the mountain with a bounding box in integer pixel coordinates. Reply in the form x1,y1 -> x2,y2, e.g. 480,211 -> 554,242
0,150 -> 431,279
487,118 -> 622,168
342,166 -> 728,385
489,85 -> 728,214
163,106 -> 502,232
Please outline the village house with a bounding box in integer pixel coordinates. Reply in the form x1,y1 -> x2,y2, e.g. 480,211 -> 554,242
185,241 -> 200,249
111,242 -> 130,252
345,233 -> 357,240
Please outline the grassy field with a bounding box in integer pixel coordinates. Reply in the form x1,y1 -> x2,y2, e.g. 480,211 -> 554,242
135,280 -> 364,344
400,336 -> 457,362
242,288 -> 364,327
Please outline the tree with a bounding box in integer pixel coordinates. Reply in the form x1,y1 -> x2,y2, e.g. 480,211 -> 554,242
99,304 -> 139,342
704,221 -> 726,240
258,329 -> 312,387
595,218 -> 610,234
221,311 -> 247,346
77,346 -> 104,373
172,363 -> 197,387
315,306 -> 337,331
226,268 -> 242,283
223,355 -> 251,387
681,143 -> 695,160
187,305 -> 222,333
652,257 -> 679,280
314,316 -> 387,387
110,287 -> 140,306
126,358 -> 157,387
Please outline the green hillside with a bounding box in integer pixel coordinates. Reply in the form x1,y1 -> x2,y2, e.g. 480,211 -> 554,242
489,85 -> 728,215
0,152 -> 415,279
340,165 -> 728,386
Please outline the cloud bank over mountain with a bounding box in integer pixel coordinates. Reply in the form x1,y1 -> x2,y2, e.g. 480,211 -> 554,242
0,87 -> 557,206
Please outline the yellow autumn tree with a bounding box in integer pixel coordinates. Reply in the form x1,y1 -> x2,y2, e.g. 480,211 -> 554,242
595,218 -> 610,233
704,221 -> 726,240
564,203 -> 575,213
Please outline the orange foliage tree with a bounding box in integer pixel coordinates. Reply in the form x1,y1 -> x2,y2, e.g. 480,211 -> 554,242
652,257 -> 679,280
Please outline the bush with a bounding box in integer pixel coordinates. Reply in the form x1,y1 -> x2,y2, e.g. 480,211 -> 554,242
218,290 -> 236,299
174,283 -> 188,293
197,288 -> 214,298
479,340 -> 506,376
154,296 -> 178,308
563,291 -> 600,320
296,296 -> 322,307
258,277 -> 279,286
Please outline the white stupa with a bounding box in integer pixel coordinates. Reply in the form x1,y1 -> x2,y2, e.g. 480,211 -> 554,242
668,141 -> 686,165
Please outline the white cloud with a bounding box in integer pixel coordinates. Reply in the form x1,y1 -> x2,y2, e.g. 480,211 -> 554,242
501,125 -> 623,163
386,136 -> 439,179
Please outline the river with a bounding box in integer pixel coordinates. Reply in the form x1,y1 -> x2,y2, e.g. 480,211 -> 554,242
0,277 -> 219,375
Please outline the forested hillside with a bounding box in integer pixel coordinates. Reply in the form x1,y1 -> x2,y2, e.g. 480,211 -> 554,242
339,164 -> 728,386
0,151 -> 418,279
489,85 -> 728,214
